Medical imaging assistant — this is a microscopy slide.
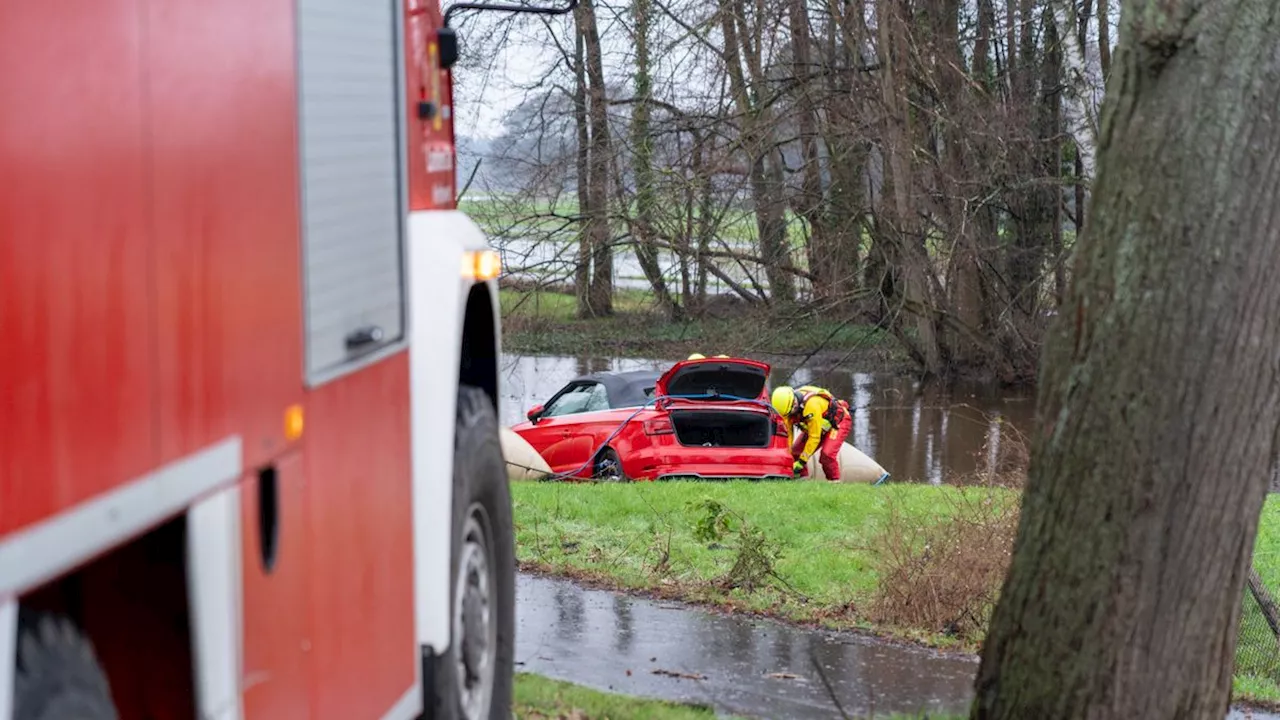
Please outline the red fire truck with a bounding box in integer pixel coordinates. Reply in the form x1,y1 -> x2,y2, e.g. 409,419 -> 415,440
1,1 -> 565,719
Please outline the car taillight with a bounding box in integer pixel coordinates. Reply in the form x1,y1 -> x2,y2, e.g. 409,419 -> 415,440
773,420 -> 788,437
644,418 -> 673,435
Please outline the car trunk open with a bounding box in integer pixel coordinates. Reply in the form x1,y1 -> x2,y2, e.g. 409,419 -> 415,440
669,409 -> 775,448
654,357 -> 770,400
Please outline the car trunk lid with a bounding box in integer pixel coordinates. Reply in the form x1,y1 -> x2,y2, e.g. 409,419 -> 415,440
653,357 -> 770,401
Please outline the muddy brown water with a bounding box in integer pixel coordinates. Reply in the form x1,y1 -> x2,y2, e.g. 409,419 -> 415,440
501,353 -> 1036,484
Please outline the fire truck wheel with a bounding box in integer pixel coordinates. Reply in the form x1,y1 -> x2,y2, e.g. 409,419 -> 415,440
433,385 -> 515,720
12,611 -> 120,720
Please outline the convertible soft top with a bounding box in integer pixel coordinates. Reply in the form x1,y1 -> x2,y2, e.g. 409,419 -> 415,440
567,369 -> 663,409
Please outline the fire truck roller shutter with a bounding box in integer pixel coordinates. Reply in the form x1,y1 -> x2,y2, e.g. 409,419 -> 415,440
425,386 -> 515,720
297,0 -> 406,382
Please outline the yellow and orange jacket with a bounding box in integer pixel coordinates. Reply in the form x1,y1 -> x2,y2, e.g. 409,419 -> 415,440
781,386 -> 843,464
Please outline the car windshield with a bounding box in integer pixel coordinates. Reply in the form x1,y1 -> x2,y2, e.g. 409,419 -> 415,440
544,383 -> 610,417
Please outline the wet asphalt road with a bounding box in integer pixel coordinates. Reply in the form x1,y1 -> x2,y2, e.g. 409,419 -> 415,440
516,573 -> 977,719
515,573 -> 1280,720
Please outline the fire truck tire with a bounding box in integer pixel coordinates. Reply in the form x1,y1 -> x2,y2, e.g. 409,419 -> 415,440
431,385 -> 515,720
12,611 -> 120,720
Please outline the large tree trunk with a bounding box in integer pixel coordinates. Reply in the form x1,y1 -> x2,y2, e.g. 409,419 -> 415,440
1097,0 -> 1111,79
932,0 -> 999,378
573,28 -> 592,316
819,0 -> 868,312
718,0 -> 796,305
786,0 -> 830,302
628,0 -> 678,319
577,0 -> 613,316
692,130 -> 713,312
972,2 -> 1280,718
875,0 -> 943,377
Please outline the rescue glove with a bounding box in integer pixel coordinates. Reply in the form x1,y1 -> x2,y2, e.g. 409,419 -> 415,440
792,460 -> 806,477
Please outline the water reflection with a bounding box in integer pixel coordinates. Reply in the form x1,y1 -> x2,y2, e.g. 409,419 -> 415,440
613,594 -> 634,654
500,353 -> 1036,484
553,581 -> 585,645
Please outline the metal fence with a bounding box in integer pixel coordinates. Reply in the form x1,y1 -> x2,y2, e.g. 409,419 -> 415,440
1236,573 -> 1280,682
1236,523 -> 1280,695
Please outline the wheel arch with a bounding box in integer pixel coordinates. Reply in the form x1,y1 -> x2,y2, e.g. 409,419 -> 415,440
459,280 -> 500,414
13,514 -> 196,720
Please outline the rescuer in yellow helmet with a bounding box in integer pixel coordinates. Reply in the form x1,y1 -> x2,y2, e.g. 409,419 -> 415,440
770,385 -> 852,481
687,353 -> 706,360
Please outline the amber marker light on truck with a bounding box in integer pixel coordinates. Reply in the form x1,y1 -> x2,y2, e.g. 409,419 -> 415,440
284,404 -> 305,441
462,249 -> 502,281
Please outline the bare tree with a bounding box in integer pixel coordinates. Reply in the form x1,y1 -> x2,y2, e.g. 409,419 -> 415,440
461,0 -> 1122,388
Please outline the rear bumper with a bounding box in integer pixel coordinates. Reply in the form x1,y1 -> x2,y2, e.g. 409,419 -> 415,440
654,468 -> 794,481
626,451 -> 793,481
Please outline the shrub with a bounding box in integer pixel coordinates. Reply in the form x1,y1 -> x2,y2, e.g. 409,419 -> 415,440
867,413 -> 1027,642
690,499 -> 784,592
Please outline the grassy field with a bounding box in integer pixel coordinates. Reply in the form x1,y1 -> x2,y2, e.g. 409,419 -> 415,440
514,673 -> 963,719
514,481 -> 1015,650
514,673 -> 719,719
512,481 -> 1280,705
500,286 -> 899,364
459,195 -> 814,254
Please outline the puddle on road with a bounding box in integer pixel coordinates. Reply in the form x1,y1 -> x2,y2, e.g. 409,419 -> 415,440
516,573 -> 978,719
516,573 -> 1280,720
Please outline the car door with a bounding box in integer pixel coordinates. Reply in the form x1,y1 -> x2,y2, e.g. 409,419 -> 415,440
524,382 -> 601,473
555,383 -> 623,476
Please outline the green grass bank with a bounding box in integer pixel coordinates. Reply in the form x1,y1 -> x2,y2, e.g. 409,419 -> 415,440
514,673 -> 962,719
514,673 -> 719,719
513,481 -> 1014,650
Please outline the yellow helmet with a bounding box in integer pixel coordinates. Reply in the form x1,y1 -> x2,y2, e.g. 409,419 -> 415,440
687,353 -> 706,360
771,386 -> 797,417
713,354 -> 730,358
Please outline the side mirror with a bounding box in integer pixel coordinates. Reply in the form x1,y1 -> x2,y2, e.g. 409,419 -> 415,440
439,0 -> 578,69
437,27 -> 458,69
527,404 -> 545,423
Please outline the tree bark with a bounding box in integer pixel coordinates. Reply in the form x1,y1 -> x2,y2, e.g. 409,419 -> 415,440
876,0 -> 943,377
786,0 -> 830,302
972,2 -> 1280,717
573,27 -> 592,317
577,0 -> 613,316
692,130 -> 713,312
1097,0 -> 1112,80
818,0 -> 867,310
718,0 -> 796,305
628,0 -> 678,319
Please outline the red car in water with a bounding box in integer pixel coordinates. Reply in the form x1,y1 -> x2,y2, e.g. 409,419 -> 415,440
510,356 -> 795,481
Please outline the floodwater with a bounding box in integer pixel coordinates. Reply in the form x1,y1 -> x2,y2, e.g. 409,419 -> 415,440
516,573 -> 1280,720
500,353 -> 1036,484
516,573 -> 978,719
